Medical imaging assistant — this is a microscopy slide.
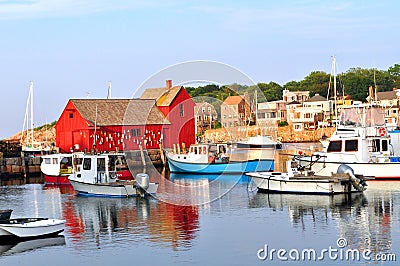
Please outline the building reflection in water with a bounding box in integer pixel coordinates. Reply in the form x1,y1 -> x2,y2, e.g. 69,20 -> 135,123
248,181 -> 400,256
60,194 -> 199,250
59,172 -> 246,251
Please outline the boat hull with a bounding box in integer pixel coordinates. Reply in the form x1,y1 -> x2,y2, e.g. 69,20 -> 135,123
0,219 -> 65,238
235,143 -> 282,149
247,173 -> 362,194
43,174 -> 70,185
167,157 -> 274,174
298,158 -> 400,180
69,180 -> 158,198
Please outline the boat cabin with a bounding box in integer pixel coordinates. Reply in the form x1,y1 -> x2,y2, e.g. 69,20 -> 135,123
172,143 -> 230,164
72,153 -> 130,184
326,129 -> 393,163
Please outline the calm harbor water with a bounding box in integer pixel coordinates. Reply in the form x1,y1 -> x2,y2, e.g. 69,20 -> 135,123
0,147 -> 399,265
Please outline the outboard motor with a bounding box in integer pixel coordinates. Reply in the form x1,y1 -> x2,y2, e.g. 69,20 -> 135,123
136,173 -> 150,197
337,164 -> 367,191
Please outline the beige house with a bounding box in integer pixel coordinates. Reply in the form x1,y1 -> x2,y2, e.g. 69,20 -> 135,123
377,89 -> 400,128
256,100 -> 286,126
287,94 -> 332,131
194,102 -> 218,135
283,89 -> 310,103
221,95 -> 251,128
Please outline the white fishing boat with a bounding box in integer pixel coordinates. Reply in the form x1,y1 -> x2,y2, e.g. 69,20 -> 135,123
41,152 -> 134,185
41,153 -> 77,185
0,217 -> 65,239
297,104 -> 400,179
68,153 -> 158,197
246,160 -> 371,194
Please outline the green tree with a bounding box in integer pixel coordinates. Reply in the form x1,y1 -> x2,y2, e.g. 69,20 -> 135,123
283,80 -> 301,91
388,64 -> 400,88
298,71 -> 331,97
256,82 -> 283,102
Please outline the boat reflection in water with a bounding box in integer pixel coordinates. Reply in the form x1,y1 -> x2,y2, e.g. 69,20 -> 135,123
65,195 -> 200,250
0,236 -> 65,256
162,173 -> 249,206
249,181 -> 400,256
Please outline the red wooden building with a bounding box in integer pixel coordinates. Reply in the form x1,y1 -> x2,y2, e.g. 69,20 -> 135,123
55,80 -> 195,153
140,80 -> 196,149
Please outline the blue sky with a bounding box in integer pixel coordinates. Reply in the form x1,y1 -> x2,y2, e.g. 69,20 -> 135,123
0,0 -> 398,139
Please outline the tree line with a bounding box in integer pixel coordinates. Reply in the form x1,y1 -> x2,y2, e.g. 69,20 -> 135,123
186,64 -> 400,103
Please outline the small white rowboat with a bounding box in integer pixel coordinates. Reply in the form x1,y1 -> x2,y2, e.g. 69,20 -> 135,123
0,218 -> 66,238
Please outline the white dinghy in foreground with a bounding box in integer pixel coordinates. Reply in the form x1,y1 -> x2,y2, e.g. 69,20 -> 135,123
0,217 -> 66,239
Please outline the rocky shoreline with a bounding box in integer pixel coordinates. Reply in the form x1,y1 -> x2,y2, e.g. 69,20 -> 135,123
202,125 -> 335,143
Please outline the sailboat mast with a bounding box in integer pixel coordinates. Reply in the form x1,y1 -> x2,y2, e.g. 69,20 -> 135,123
332,56 -> 338,126
255,90 -> 258,123
30,81 -> 34,147
374,69 -> 377,102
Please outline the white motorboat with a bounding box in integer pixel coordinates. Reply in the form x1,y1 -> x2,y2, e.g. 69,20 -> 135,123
246,160 -> 371,194
297,105 -> 400,180
68,153 -> 158,197
0,218 -> 66,238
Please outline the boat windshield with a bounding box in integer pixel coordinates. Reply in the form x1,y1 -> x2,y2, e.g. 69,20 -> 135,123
340,106 -> 385,127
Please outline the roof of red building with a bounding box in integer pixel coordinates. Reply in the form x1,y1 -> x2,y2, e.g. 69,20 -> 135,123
223,95 -> 244,105
140,88 -> 166,100
140,86 -> 184,107
156,86 -> 183,106
70,99 -> 170,126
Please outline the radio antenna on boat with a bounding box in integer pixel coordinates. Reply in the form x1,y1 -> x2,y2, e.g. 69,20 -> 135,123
107,81 -> 112,99
93,105 -> 98,148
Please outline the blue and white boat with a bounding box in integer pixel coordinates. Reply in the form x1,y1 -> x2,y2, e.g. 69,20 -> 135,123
166,143 -> 274,174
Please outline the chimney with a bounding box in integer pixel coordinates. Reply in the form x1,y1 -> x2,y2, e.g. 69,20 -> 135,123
166,80 -> 172,90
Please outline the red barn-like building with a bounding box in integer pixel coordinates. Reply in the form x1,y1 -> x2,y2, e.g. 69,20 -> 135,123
140,80 -> 196,149
55,80 -> 195,153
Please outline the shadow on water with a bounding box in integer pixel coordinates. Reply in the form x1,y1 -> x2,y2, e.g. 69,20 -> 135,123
0,236 -> 65,257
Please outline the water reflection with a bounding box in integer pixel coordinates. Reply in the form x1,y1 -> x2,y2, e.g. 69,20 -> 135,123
0,236 -> 65,256
159,173 -> 249,206
248,181 -> 400,257
64,195 -> 200,251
